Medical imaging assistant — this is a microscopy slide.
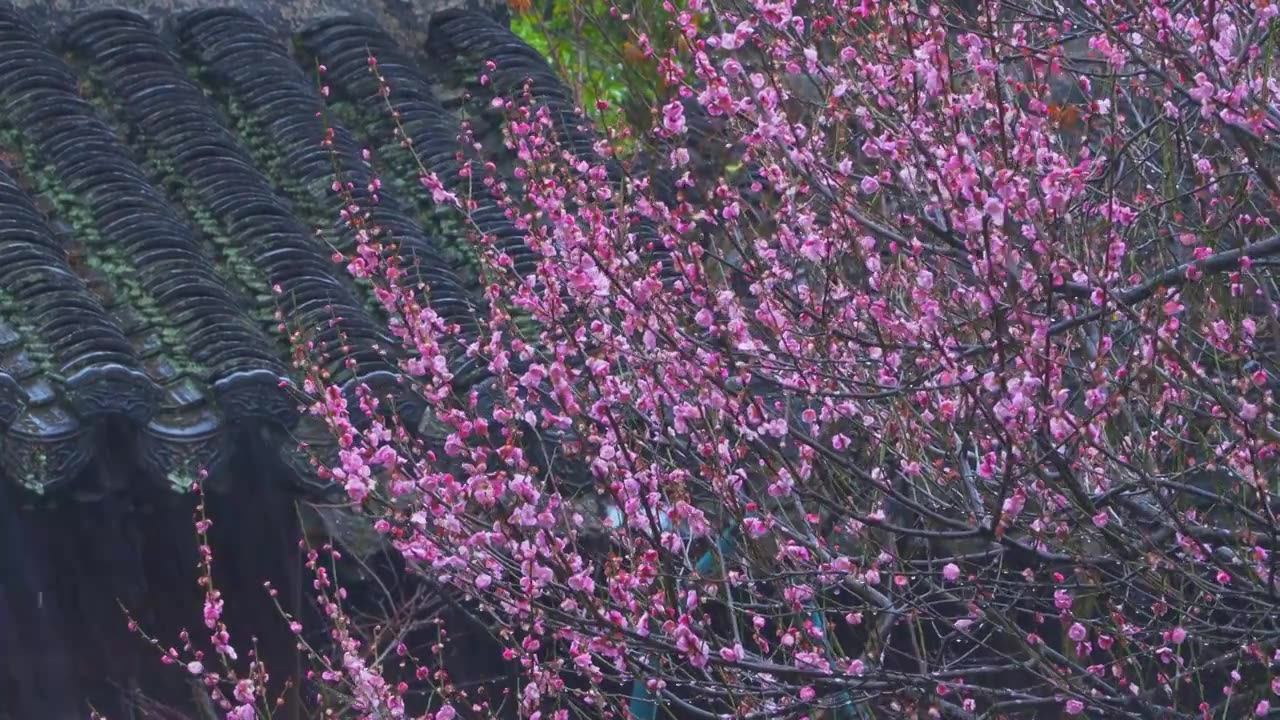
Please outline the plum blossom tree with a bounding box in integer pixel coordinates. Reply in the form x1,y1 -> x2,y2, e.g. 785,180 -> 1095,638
133,0 -> 1280,718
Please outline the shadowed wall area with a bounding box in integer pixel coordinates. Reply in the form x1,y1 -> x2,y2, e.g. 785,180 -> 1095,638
0,434 -> 309,719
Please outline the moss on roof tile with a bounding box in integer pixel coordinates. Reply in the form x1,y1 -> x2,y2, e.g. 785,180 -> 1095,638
0,1 -> 520,496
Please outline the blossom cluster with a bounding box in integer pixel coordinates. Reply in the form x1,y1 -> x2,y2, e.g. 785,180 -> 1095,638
138,0 -> 1280,718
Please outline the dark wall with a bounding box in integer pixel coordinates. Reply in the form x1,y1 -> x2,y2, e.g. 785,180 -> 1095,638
0,428 -> 309,720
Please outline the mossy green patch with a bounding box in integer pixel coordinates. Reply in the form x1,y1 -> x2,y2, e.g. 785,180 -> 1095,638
0,119 -> 204,379
187,71 -> 392,330
0,287 -> 54,377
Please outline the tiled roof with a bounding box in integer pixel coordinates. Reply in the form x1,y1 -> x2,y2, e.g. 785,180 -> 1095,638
0,2 -> 565,496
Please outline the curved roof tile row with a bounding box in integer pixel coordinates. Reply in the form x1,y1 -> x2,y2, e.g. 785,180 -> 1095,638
0,3 -> 530,495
